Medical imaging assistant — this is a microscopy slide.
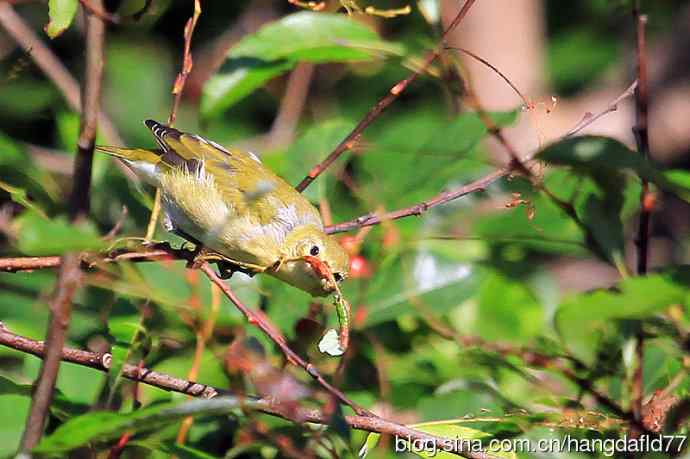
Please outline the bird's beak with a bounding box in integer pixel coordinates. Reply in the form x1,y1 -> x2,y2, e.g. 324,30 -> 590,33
302,255 -> 337,292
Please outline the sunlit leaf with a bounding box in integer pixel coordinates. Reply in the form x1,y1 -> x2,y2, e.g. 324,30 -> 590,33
45,0 -> 79,38
35,397 -> 256,453
556,267 -> 690,363
202,12 -> 403,116
15,210 -> 104,255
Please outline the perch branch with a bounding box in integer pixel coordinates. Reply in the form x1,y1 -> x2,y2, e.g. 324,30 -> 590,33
294,0 -> 478,192
0,323 -> 497,459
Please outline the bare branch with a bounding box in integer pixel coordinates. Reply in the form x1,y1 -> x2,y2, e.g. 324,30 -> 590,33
564,80 -> 638,139
294,0 -> 479,192
69,0 -> 106,219
18,254 -> 82,451
326,168 -> 508,234
0,323 -> 498,459
168,0 -> 201,126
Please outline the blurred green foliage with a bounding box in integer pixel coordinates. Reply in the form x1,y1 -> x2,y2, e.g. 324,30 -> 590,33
1,1 -> 689,458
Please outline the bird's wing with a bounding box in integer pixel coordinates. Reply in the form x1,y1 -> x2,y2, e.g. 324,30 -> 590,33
146,120 -> 323,234
145,119 -> 261,169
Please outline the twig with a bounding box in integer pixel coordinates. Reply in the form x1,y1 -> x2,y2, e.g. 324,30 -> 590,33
632,2 -> 651,424
564,80 -> 638,138
0,324 -> 497,459
69,0 -> 106,219
445,46 -> 530,107
18,254 -> 82,452
168,0 -> 201,126
147,0 -> 201,241
0,3 -> 122,146
294,0 -> 478,192
325,167 -> 507,233
199,264 -> 372,417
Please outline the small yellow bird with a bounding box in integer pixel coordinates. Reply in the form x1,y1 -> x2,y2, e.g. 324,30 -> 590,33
98,120 -> 352,355
97,120 -> 350,296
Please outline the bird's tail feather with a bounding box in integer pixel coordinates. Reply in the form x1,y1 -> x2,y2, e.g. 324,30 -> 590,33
96,145 -> 162,165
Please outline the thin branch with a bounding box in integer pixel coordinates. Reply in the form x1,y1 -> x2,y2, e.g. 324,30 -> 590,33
325,167 -> 508,234
18,254 -> 82,452
0,3 -> 122,146
69,0 -> 106,219
0,323 -> 498,459
564,80 -> 638,138
632,3 -> 651,424
199,264 -> 372,417
294,0 -> 478,192
445,46 -> 530,107
168,0 -> 201,126
147,0 -> 201,240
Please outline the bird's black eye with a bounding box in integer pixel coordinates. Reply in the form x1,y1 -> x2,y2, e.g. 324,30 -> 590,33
334,273 -> 343,282
309,245 -> 320,256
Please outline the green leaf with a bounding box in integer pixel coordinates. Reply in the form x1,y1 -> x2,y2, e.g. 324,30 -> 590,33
0,376 -> 89,420
230,12 -> 401,62
0,180 -> 47,218
202,12 -> 403,116
359,111 -> 509,208
35,396 -> 257,453
201,59 -> 292,117
556,267 -> 690,363
106,316 -> 145,402
157,442 -> 220,459
477,270 -> 543,343
15,210 -> 104,255
359,419 -> 516,459
282,118 -> 355,201
538,135 -> 690,203
45,0 -> 79,39
362,251 -> 481,328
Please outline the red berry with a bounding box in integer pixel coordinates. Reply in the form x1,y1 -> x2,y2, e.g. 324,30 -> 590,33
349,255 -> 372,279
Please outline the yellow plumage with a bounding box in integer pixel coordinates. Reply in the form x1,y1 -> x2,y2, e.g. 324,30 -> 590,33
97,120 -> 349,297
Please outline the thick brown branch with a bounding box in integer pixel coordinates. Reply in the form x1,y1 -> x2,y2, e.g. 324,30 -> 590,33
69,0 -> 106,219
18,254 -> 82,452
294,0 -> 478,192
0,324 -> 496,459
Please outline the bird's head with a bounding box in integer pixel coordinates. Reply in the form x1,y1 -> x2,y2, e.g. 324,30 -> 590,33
272,225 -> 349,296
